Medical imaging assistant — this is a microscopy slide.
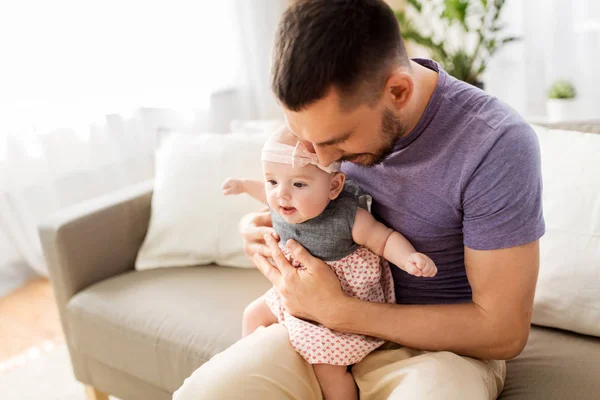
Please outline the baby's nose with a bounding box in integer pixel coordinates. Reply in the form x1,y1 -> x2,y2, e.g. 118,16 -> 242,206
278,186 -> 291,199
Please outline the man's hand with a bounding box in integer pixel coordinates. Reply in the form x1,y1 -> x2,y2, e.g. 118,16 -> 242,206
253,233 -> 345,324
327,241 -> 540,360
240,211 -> 279,259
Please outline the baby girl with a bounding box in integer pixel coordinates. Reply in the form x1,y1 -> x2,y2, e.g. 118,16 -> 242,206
222,130 -> 437,400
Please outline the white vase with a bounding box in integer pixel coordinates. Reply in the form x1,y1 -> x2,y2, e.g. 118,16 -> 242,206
546,99 -> 577,122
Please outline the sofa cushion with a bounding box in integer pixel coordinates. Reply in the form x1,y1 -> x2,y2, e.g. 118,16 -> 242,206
66,266 -> 600,399
501,325 -> 600,399
135,132 -> 269,271
530,125 -> 600,337
65,266 -> 271,393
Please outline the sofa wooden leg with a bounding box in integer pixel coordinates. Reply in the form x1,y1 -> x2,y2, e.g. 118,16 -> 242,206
84,385 -> 109,400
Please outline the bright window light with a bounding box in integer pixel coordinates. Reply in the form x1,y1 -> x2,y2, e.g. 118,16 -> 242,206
0,0 -> 237,116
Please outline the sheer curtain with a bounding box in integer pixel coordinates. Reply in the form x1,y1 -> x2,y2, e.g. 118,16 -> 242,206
485,0 -> 600,119
0,0 -> 286,295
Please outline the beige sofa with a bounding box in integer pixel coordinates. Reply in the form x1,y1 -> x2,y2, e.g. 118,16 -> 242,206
40,122 -> 600,400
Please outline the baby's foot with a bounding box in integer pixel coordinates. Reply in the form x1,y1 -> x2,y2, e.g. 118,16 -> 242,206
405,253 -> 437,277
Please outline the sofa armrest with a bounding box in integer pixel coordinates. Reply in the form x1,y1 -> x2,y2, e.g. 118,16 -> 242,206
39,180 -> 154,312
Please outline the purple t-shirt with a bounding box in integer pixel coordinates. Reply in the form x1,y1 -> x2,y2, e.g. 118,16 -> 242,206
342,59 -> 545,305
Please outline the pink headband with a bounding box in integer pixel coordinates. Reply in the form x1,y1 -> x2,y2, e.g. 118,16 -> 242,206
261,141 -> 341,173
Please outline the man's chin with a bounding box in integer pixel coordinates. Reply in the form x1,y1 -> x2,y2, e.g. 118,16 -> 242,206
343,154 -> 375,166
344,147 -> 394,167
352,153 -> 390,167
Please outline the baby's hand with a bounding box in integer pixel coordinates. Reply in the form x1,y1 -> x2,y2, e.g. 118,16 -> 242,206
405,253 -> 437,277
222,178 -> 245,196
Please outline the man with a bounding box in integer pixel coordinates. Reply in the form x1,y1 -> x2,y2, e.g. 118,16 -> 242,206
174,0 -> 544,398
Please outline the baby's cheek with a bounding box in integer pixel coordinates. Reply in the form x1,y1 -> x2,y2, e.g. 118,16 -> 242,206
266,191 -> 278,209
293,193 -> 309,213
300,193 -> 328,218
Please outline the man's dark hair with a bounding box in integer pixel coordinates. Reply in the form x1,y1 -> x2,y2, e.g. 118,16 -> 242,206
271,0 -> 410,112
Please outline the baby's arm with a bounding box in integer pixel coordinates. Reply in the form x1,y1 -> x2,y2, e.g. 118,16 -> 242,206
222,178 -> 267,204
352,207 -> 437,277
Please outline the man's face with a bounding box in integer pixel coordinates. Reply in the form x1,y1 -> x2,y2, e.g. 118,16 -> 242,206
283,88 -> 407,167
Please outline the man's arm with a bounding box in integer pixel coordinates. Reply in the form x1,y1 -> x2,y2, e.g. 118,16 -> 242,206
255,233 -> 539,360
328,241 -> 539,360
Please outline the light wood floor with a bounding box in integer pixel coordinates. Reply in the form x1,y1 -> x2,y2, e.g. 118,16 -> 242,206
0,278 -> 64,363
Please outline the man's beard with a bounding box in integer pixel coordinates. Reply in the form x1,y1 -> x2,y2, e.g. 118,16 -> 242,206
342,108 -> 406,167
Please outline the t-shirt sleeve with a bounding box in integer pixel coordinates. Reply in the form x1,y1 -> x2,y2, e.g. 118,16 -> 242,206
331,180 -> 361,237
345,179 -> 372,212
462,123 -> 545,250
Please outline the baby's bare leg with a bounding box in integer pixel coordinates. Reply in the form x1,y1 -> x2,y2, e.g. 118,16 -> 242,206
242,295 -> 278,337
313,364 -> 357,400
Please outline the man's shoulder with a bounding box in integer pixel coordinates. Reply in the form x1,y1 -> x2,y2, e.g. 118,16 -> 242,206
433,79 -> 540,193
440,78 -> 535,154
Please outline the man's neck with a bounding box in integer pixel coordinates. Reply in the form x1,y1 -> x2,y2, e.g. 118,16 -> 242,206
402,60 -> 439,135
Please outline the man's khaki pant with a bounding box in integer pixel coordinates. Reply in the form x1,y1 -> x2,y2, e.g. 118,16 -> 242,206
173,324 -> 506,399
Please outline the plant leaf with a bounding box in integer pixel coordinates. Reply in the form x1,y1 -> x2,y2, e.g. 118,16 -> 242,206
406,0 -> 423,13
394,0 -> 514,84
442,0 -> 469,31
486,38 -> 497,54
394,10 -> 407,24
502,36 -> 520,44
490,23 -> 506,32
449,50 -> 473,82
476,62 -> 487,77
394,10 -> 450,64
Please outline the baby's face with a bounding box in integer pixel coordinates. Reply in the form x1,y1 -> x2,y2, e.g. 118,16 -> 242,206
263,161 -> 334,224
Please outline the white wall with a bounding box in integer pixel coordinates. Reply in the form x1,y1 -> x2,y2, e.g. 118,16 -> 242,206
486,0 -> 600,119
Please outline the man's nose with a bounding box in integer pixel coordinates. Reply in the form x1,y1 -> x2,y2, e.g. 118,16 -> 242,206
314,147 -> 342,167
300,140 -> 316,153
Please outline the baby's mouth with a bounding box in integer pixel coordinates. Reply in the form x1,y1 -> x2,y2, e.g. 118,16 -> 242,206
279,206 -> 297,216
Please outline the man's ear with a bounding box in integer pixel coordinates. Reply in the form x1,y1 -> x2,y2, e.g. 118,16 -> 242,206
386,69 -> 414,111
329,172 -> 346,200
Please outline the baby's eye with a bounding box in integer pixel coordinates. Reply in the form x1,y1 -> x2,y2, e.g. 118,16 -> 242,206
293,182 -> 306,188
267,180 -> 277,185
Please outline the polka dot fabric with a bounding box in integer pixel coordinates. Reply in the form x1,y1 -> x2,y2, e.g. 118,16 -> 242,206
265,246 -> 396,366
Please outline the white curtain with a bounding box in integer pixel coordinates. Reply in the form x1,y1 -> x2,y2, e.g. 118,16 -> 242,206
485,0 -> 600,119
0,0 -> 286,295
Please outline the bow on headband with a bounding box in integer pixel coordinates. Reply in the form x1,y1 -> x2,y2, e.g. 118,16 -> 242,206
261,141 -> 341,173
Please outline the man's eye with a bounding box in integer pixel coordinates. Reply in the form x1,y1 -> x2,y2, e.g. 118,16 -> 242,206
293,182 -> 306,188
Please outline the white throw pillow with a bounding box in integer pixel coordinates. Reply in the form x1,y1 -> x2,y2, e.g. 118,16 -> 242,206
135,132 -> 269,270
531,124 -> 600,337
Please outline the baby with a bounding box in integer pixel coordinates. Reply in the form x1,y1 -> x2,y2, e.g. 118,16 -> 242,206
222,129 -> 437,400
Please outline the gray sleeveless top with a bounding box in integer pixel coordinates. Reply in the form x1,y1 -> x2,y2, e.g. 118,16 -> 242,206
271,180 -> 370,261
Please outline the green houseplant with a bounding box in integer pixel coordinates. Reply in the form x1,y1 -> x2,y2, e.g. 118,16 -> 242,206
548,80 -> 576,100
395,0 -> 518,88
546,80 -> 577,122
